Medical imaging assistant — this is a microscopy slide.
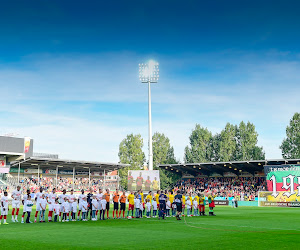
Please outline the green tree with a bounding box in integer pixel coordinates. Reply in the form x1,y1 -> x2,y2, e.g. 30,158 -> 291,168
184,122 -> 264,163
219,123 -> 237,161
152,132 -> 180,189
118,134 -> 146,189
184,124 -> 213,163
207,134 -> 221,162
234,121 -> 265,161
280,112 -> 300,159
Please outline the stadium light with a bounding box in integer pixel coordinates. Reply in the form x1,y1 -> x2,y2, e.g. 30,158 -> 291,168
139,60 -> 159,171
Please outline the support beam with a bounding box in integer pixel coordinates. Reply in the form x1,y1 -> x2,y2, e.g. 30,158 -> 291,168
73,166 -> 75,190
17,162 -> 21,184
56,165 -> 58,189
117,170 -> 119,190
104,169 -> 106,189
89,168 -> 91,188
38,165 -> 40,186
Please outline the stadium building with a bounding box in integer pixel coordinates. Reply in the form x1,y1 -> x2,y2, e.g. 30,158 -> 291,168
159,159 -> 300,178
0,135 -> 128,191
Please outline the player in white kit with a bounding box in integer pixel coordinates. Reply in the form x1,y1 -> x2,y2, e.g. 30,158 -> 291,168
53,198 -> 60,222
0,191 -> 9,224
77,189 -> 86,221
96,189 -> 103,220
39,194 -> 47,222
11,186 -> 22,222
34,187 -> 44,223
21,189 -> 31,223
100,194 -> 107,220
81,197 -> 88,221
91,196 -> 98,221
68,189 -> 76,221
71,197 -> 78,221
47,188 -> 57,222
58,189 -> 67,222
62,197 -> 70,222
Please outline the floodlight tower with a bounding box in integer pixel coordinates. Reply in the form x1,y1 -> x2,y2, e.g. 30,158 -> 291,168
139,60 -> 159,171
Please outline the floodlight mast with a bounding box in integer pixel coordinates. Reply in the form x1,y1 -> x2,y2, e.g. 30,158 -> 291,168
139,61 -> 159,171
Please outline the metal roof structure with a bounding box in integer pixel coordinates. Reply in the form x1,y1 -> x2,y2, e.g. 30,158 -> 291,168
158,159 -> 300,176
11,157 -> 129,172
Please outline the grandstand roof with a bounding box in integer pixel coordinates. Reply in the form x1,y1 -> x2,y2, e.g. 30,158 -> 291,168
10,157 -> 129,172
158,159 -> 300,176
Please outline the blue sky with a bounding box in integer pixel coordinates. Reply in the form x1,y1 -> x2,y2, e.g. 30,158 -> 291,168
0,0 -> 300,162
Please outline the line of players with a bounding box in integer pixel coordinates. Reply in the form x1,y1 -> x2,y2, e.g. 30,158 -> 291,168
0,186 -> 216,224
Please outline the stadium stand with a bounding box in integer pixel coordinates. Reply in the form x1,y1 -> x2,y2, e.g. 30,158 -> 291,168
160,159 -> 300,199
173,177 -> 266,200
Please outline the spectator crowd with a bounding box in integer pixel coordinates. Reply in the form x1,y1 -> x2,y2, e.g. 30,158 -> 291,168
5,176 -> 117,194
173,177 -> 266,200
2,175 -> 267,201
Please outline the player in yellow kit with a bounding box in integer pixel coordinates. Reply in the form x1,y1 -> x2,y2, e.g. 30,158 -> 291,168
194,193 -> 200,216
168,191 -> 174,204
182,193 -> 186,215
146,191 -> 153,204
188,193 -> 193,215
155,191 -> 160,210
127,191 -> 135,218
168,191 -> 175,217
152,177 -> 159,190
140,190 -> 145,216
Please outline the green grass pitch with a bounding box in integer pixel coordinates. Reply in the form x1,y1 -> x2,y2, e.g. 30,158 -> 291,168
0,206 -> 299,249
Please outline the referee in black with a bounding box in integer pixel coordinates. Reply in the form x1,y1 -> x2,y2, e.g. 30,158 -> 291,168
174,190 -> 182,220
158,190 -> 167,220
87,188 -> 94,220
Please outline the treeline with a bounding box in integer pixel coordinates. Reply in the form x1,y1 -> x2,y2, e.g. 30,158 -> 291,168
118,113 -> 300,189
184,121 -> 265,163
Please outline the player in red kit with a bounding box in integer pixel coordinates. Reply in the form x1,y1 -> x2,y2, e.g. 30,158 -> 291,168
145,176 -> 151,191
136,172 -> 144,191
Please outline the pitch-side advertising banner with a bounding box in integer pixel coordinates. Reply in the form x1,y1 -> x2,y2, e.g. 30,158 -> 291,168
260,165 -> 300,207
128,170 -> 160,191
0,156 -> 9,173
